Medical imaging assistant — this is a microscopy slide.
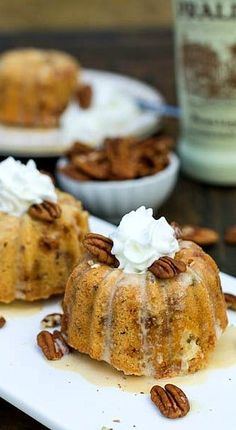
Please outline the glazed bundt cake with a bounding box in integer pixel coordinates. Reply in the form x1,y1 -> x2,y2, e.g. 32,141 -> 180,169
62,207 -> 228,378
0,157 -> 88,303
0,48 -> 79,127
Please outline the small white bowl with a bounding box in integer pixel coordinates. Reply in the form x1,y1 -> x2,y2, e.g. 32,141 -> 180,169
56,153 -> 179,223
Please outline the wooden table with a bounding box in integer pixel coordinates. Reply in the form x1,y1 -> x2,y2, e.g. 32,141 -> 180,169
0,28 -> 235,429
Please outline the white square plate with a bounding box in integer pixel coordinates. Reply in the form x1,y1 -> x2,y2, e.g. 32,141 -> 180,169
0,215 -> 235,430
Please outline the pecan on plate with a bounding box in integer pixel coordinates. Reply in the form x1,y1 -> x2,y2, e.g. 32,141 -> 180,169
29,201 -> 61,222
37,330 -> 69,360
150,384 -> 190,419
181,225 -> 219,246
149,256 -> 186,279
224,226 -> 236,245
41,313 -> 62,329
224,293 -> 236,311
75,84 -> 93,109
83,233 -> 119,267
0,316 -> 6,328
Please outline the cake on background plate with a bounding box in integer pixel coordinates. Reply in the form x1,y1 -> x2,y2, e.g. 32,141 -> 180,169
0,157 -> 88,303
62,207 -> 227,378
0,48 -> 79,128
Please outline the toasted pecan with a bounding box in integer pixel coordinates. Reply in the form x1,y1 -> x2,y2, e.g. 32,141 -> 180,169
224,226 -> 236,245
65,141 -> 94,159
181,225 -> 219,246
224,293 -> 236,311
29,201 -> 61,222
59,164 -> 90,181
61,134 -> 172,182
149,256 -> 186,279
105,137 -> 138,179
37,330 -> 69,360
76,84 -> 93,109
83,233 -> 119,267
73,151 -> 110,180
150,384 -> 190,419
0,316 -> 6,328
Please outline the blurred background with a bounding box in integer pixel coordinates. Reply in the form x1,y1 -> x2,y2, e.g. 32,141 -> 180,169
0,0 -> 172,30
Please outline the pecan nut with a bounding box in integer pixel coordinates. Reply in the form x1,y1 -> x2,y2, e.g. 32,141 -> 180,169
83,233 -> 119,267
73,151 -> 110,180
105,137 -> 138,180
224,293 -> 236,311
149,256 -> 186,279
181,225 -> 219,246
150,384 -> 190,419
37,330 -> 69,360
76,84 -> 93,109
41,313 -> 62,329
0,316 -> 6,328
29,201 -> 61,222
59,133 -> 172,182
224,226 -> 236,244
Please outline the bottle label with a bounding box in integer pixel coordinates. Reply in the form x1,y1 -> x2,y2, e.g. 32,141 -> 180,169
174,0 -> 236,142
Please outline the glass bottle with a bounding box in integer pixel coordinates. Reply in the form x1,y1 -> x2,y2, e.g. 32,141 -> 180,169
173,0 -> 236,184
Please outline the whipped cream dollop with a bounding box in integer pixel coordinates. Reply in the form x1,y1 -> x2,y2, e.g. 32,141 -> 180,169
0,157 -> 57,217
110,206 -> 179,274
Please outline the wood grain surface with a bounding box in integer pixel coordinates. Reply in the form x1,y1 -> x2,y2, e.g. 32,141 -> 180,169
0,28 -> 235,429
0,0 -> 172,30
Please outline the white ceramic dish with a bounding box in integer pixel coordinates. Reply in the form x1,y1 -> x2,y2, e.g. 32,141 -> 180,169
0,69 -> 163,157
0,215 -> 235,430
56,153 -> 180,223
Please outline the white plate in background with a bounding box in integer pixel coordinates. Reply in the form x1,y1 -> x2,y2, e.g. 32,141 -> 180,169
0,215 -> 235,430
0,69 -> 164,157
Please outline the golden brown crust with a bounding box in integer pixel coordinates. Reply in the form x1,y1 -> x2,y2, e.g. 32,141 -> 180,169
0,190 -> 88,303
62,240 -> 228,378
0,48 -> 79,127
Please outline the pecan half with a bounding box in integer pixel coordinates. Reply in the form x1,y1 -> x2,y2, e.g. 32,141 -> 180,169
59,164 -> 90,181
29,201 -> 61,222
73,151 -> 110,180
224,293 -> 236,311
149,256 -> 186,279
224,226 -> 236,244
105,137 -> 138,179
76,84 -> 93,109
181,225 -> 219,246
150,384 -> 190,419
37,330 -> 69,360
0,316 -> 6,328
83,233 -> 119,267
41,313 -> 62,329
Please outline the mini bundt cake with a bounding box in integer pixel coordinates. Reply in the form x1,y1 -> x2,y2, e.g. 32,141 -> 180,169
0,48 -> 79,127
62,207 -> 228,378
0,157 -> 88,303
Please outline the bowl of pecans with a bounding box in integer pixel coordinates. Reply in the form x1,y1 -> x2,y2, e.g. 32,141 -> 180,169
56,134 -> 179,222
